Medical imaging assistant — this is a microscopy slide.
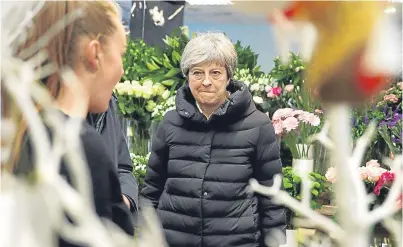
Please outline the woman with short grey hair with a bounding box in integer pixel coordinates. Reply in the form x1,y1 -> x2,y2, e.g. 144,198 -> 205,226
141,32 -> 286,247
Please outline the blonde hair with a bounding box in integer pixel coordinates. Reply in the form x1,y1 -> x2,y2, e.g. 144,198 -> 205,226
22,0 -> 121,97
5,1 -> 122,171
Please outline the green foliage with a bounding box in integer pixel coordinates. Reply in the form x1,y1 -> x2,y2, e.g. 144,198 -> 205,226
282,166 -> 331,210
264,52 -> 320,116
234,40 -> 261,73
122,29 -> 188,93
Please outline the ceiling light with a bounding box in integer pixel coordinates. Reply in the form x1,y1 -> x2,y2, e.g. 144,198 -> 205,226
384,6 -> 397,13
186,0 -> 232,5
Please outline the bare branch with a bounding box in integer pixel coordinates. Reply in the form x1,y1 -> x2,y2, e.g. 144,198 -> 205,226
307,122 -> 334,149
351,121 -> 376,167
249,177 -> 345,240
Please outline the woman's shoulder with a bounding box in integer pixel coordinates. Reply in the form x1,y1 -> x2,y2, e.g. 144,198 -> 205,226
244,109 -> 273,129
161,109 -> 183,127
80,122 -> 112,163
80,121 -> 105,144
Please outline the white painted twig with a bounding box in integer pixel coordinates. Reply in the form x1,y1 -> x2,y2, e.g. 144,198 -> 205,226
1,3 -> 167,247
382,217 -> 402,247
249,177 -> 344,239
307,122 -> 334,150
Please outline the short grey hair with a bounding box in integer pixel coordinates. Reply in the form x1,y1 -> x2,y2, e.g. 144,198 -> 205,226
180,31 -> 237,79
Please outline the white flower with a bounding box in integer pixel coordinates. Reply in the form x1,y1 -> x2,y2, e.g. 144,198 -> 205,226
162,90 -> 170,100
258,78 -> 269,85
244,80 -> 250,87
143,79 -> 153,88
131,80 -> 140,86
250,83 -> 260,92
253,96 -> 263,104
132,84 -> 143,98
142,86 -> 153,99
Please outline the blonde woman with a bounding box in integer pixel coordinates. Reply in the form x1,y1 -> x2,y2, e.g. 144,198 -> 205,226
10,1 -> 134,244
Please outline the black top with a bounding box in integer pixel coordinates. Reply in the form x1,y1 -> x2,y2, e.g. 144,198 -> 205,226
14,111 -> 134,245
141,80 -> 286,247
87,95 -> 139,215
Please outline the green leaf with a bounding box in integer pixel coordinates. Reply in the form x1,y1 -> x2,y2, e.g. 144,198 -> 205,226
313,182 -> 321,189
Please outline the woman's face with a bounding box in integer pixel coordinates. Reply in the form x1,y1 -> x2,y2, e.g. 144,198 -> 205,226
88,17 -> 127,113
188,62 -> 229,107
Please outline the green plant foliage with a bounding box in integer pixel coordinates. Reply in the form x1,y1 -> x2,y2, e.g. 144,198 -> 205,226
282,166 -> 331,210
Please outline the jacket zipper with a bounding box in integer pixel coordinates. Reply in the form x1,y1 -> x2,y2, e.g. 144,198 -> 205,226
200,130 -> 215,247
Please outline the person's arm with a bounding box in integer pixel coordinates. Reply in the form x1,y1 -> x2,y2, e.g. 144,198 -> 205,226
117,124 -> 139,211
140,122 -> 168,209
79,130 -> 114,220
254,122 -> 287,242
109,96 -> 139,212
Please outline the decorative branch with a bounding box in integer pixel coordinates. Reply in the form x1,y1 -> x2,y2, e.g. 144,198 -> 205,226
249,177 -> 345,239
307,122 -> 334,150
1,3 -> 167,247
382,217 -> 402,247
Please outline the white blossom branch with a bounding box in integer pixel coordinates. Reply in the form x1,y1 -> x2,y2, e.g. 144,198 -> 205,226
19,8 -> 84,60
382,217 -> 402,247
1,4 -> 168,247
348,122 -> 377,214
2,58 -> 52,171
249,177 -> 345,240
307,122 -> 334,150
4,2 -> 45,51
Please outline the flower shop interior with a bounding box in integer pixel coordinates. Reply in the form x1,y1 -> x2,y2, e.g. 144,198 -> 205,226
118,1 -> 402,247
2,1 -> 402,247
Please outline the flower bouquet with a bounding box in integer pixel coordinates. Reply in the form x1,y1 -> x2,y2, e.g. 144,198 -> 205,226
325,159 -> 402,208
114,80 -> 170,120
115,80 -> 171,154
271,108 -> 322,159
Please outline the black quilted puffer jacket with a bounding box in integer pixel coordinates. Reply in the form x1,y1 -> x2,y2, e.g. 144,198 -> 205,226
141,80 -> 286,247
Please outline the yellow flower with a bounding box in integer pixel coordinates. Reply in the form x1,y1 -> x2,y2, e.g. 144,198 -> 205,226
162,90 -> 170,100
142,86 -> 153,99
131,80 -> 140,86
127,86 -> 134,96
152,83 -> 166,96
132,84 -> 143,98
145,100 -> 157,112
115,83 -> 130,95
143,79 -> 153,88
